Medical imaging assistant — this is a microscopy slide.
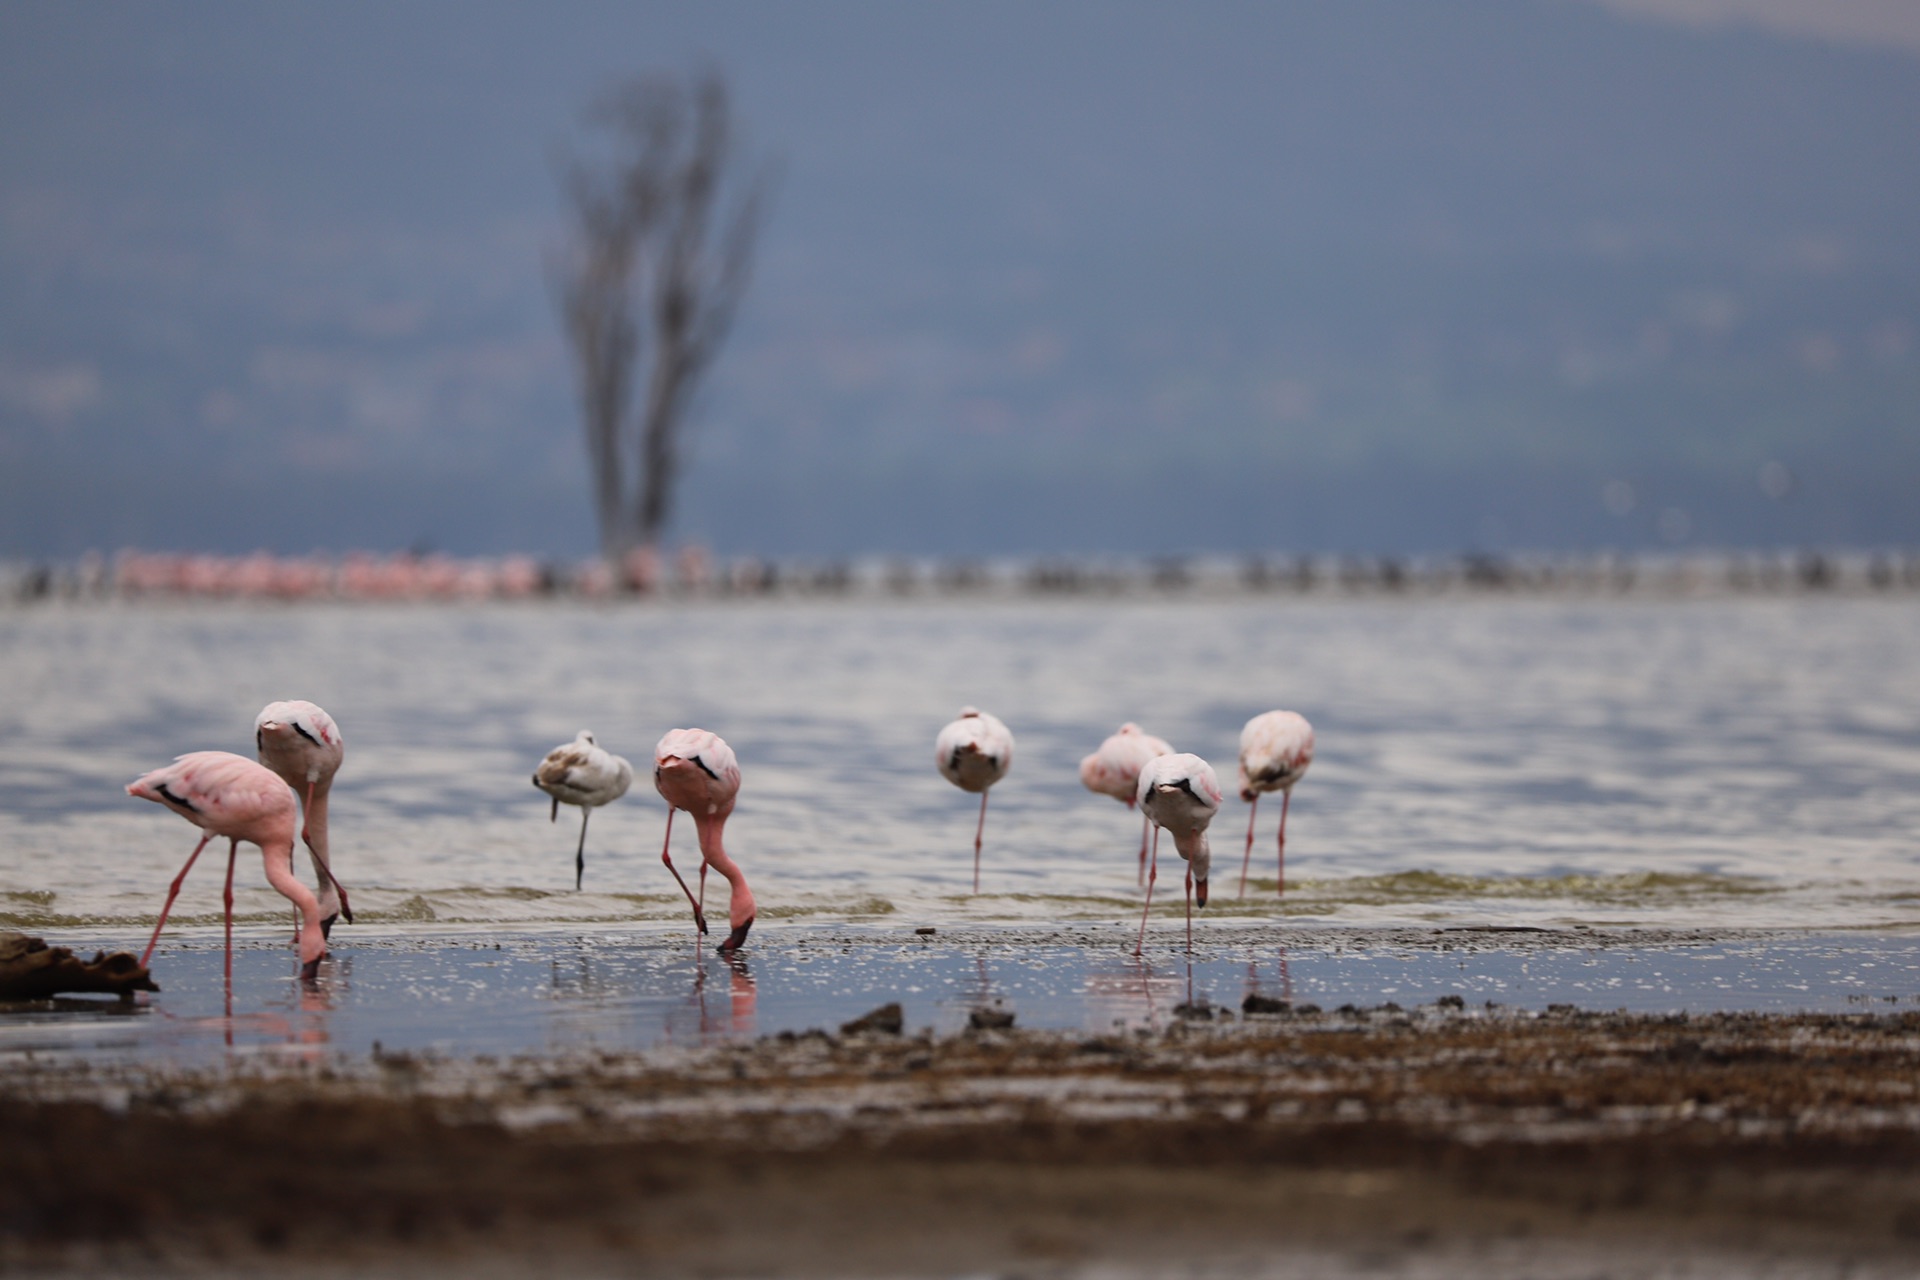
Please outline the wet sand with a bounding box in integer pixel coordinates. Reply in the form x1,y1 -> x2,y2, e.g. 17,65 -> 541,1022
7,995 -> 1920,1277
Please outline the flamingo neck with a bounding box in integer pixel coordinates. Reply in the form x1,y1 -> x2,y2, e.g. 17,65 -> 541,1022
694,815 -> 755,928
304,781 -> 331,861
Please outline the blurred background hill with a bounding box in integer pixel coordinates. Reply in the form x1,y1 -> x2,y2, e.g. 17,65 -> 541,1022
2,0 -> 1916,559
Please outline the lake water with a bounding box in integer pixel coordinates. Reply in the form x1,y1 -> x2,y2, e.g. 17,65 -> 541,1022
3,595 -> 1920,1055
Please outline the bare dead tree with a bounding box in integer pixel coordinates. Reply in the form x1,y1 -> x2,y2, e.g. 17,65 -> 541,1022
553,69 -> 768,574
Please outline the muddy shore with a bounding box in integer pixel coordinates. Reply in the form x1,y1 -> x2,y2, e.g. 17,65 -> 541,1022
6,1000 -> 1920,1277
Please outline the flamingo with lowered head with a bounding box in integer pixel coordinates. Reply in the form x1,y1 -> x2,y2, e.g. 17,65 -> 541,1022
1237,710 -> 1315,897
255,700 -> 353,936
1079,722 -> 1173,887
128,751 -> 328,981
1136,752 -> 1223,957
653,728 -> 755,953
533,730 -> 634,889
936,707 -> 1013,894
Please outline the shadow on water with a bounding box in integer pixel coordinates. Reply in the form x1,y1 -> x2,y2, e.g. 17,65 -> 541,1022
5,926 -> 1920,1064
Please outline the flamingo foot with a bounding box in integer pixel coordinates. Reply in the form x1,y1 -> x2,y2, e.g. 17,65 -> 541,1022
719,917 -> 755,953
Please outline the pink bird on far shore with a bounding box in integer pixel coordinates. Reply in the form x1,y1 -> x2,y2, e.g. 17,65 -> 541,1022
1237,710 -> 1315,897
1079,722 -> 1173,887
128,751 -> 328,981
936,707 -> 1014,894
255,700 -> 353,936
653,728 -> 755,953
1136,752 -> 1223,957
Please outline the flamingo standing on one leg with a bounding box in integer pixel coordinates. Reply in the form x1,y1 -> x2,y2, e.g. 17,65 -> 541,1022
533,730 -> 634,889
128,751 -> 327,980
1079,722 -> 1173,887
653,728 -> 755,952
255,700 -> 353,937
936,707 -> 1013,894
1135,753 -> 1222,957
1237,710 -> 1315,897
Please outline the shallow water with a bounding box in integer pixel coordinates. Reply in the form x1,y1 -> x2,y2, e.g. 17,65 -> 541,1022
5,925 -> 1920,1064
4,595 -> 1919,936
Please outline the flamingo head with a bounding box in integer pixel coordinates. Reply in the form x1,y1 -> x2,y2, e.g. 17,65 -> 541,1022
719,915 -> 755,953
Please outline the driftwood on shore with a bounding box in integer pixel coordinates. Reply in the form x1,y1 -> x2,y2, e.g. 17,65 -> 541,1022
0,932 -> 158,1003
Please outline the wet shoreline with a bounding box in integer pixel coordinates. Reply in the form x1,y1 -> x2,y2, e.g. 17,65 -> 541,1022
7,998 -> 1920,1277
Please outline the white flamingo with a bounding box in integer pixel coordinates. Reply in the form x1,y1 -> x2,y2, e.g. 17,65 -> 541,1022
1237,710 -> 1315,897
254,700 -> 352,936
1079,722 -> 1173,887
1136,752 -> 1222,957
533,731 -> 633,889
935,707 -> 1014,894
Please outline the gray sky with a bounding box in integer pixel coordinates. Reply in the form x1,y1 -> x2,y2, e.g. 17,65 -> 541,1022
2,0 -> 1916,558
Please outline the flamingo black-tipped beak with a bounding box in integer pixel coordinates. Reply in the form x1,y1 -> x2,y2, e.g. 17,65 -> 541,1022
319,913 -> 338,940
300,956 -> 323,982
693,910 -> 709,936
1195,878 -> 1209,908
719,918 -> 754,953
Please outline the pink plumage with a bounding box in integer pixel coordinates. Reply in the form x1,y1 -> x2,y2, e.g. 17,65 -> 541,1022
1236,710 -> 1315,897
255,699 -> 352,934
1079,722 -> 1172,886
653,728 -> 755,952
127,750 -> 328,980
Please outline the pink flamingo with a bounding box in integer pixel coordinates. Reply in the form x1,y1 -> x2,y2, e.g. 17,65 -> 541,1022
127,751 -> 328,981
533,730 -> 634,889
1236,710 -> 1315,897
1079,722 -> 1173,887
653,728 -> 755,952
936,707 -> 1014,894
1135,753 -> 1222,957
255,700 -> 353,936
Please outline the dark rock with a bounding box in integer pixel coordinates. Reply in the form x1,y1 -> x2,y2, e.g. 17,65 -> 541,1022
1173,1001 -> 1215,1021
1435,994 -> 1466,1010
0,931 -> 159,1003
968,1007 -> 1015,1030
914,926 -> 937,936
1243,994 -> 1291,1015
840,1002 -> 904,1036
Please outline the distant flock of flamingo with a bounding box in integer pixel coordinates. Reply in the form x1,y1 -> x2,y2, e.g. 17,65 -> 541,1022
125,701 -> 1314,983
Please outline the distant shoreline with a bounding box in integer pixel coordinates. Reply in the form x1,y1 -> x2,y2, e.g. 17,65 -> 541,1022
7,546 -> 1920,605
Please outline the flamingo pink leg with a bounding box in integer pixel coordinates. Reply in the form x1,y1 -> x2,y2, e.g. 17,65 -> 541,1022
222,839 -> 238,990
973,791 -> 989,895
1239,793 -> 1259,898
1138,813 -> 1150,889
698,860 -> 708,914
1276,790 -> 1291,896
142,832 -> 214,967
1134,825 -> 1160,957
1184,866 -> 1194,955
659,808 -> 709,935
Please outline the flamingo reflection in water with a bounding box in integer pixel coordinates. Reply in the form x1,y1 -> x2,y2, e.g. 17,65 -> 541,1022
688,951 -> 758,1038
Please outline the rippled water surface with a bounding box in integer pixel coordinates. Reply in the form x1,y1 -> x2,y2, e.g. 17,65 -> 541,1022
4,595 -> 1920,936
6,926 -> 1920,1063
